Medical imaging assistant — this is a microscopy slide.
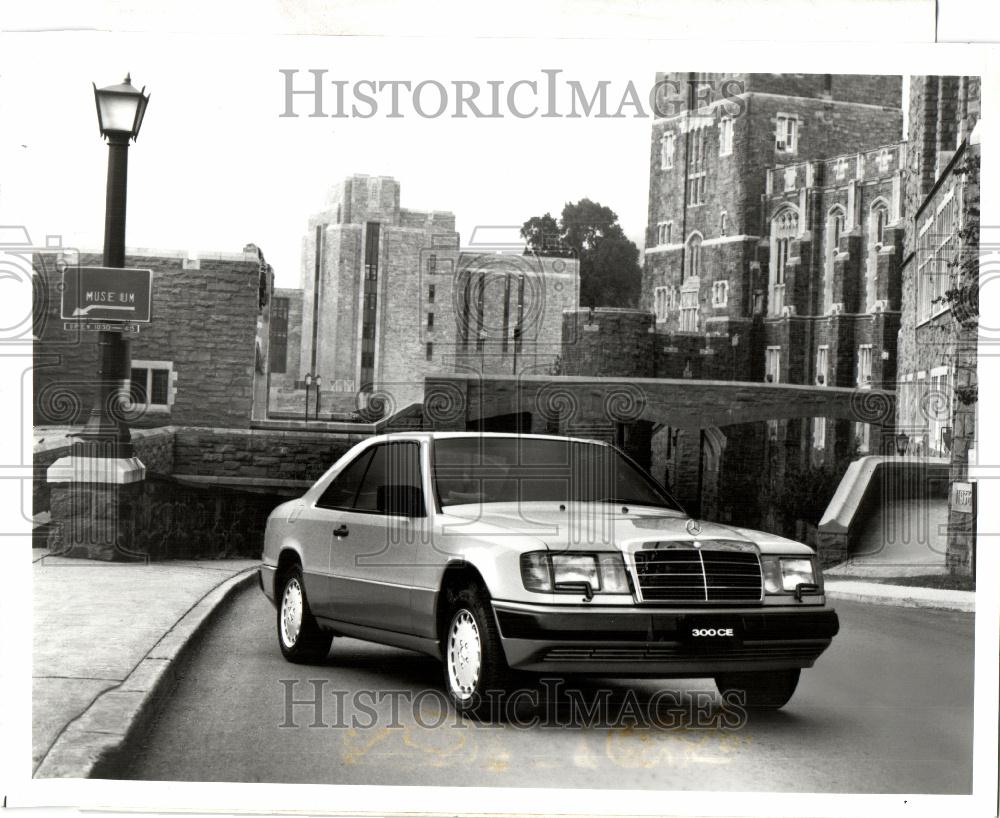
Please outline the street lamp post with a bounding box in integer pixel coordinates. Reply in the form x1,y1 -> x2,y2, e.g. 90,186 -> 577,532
74,74 -> 150,459
46,74 -> 150,560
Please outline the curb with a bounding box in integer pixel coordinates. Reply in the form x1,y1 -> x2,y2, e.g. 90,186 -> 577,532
33,567 -> 258,779
826,585 -> 975,613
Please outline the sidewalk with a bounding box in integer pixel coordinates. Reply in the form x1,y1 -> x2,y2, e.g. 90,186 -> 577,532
32,552 -> 258,778
824,579 -> 975,613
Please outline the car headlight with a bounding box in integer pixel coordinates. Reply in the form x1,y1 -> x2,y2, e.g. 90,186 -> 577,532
761,556 -> 820,595
780,558 -> 816,591
552,554 -> 599,587
520,552 -> 630,595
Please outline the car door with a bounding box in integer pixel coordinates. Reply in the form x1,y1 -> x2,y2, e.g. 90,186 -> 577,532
297,446 -> 376,620
328,440 -> 429,634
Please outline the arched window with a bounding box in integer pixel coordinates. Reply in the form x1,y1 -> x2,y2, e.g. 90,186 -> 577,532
867,201 -> 889,311
685,232 -> 703,280
769,209 -> 798,316
824,206 -> 845,314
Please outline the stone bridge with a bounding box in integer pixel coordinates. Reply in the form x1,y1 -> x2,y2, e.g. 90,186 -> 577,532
423,374 -> 897,433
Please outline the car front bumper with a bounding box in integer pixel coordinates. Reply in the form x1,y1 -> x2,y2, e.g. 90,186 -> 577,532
259,564 -> 276,604
492,600 -> 839,675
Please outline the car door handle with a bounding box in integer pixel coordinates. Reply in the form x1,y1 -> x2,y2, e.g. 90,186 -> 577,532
333,524 -> 349,538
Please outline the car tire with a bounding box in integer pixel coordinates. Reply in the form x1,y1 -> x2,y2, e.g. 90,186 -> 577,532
714,668 -> 800,710
276,565 -> 333,664
442,583 -> 512,720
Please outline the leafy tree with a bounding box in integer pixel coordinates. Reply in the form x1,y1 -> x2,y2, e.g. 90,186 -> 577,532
520,199 -> 642,308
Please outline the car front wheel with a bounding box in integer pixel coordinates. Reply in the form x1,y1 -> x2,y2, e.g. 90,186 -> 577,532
277,566 -> 333,664
715,668 -> 800,710
443,584 -> 511,719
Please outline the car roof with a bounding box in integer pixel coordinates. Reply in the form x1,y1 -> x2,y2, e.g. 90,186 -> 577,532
369,431 -> 612,446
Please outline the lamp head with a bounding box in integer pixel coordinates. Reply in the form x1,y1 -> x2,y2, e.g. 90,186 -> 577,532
93,73 -> 150,141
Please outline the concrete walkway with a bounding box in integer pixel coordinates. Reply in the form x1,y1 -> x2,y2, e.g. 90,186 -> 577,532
30,551 -> 974,779
32,552 -> 257,778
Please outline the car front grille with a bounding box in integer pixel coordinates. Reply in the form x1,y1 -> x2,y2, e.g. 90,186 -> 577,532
633,542 -> 763,603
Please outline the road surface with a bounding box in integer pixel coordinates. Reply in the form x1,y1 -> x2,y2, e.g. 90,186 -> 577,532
115,586 -> 974,793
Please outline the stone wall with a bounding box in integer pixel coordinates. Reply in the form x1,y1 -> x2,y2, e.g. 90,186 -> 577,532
172,427 -> 369,483
34,249 -> 266,430
561,309 -> 655,377
37,423 -> 379,560
47,475 -> 284,561
33,426 -> 176,517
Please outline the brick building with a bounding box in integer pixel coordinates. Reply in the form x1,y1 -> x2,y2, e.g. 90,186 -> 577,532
287,175 -> 578,418
897,75 -> 981,575
34,245 -> 273,429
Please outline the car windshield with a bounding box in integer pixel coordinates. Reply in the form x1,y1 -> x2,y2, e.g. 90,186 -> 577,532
432,437 -> 680,510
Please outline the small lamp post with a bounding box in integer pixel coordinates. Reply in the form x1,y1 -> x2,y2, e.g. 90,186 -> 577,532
304,373 -> 313,422
314,374 -> 322,420
74,74 -> 151,460
895,432 -> 910,456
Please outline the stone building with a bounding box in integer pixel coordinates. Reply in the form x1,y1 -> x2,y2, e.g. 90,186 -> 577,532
631,74 -> 906,526
761,141 -> 906,462
288,175 -> 578,418
897,75 -> 981,575
644,71 -> 902,349
33,245 -> 273,430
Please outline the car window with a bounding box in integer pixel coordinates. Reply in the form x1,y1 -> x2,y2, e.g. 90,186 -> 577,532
433,437 -> 679,510
315,448 -> 375,510
353,442 -> 423,513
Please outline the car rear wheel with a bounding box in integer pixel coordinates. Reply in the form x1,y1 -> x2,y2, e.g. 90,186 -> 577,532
443,583 -> 511,720
277,565 -> 333,664
714,668 -> 800,710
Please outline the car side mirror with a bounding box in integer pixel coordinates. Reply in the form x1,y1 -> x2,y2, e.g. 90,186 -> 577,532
377,485 -> 426,518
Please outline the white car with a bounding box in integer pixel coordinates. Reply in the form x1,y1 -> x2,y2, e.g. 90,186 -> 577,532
259,432 -> 838,716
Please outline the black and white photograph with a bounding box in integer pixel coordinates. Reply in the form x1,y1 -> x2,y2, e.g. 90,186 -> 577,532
1,5 -> 998,817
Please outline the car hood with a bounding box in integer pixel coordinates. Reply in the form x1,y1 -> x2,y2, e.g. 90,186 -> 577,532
440,502 -> 814,556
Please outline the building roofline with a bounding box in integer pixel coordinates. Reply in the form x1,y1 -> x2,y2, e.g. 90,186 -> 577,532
47,246 -> 262,263
653,91 -> 903,124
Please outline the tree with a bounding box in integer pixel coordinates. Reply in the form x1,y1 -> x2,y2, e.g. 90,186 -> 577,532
520,199 -> 642,308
